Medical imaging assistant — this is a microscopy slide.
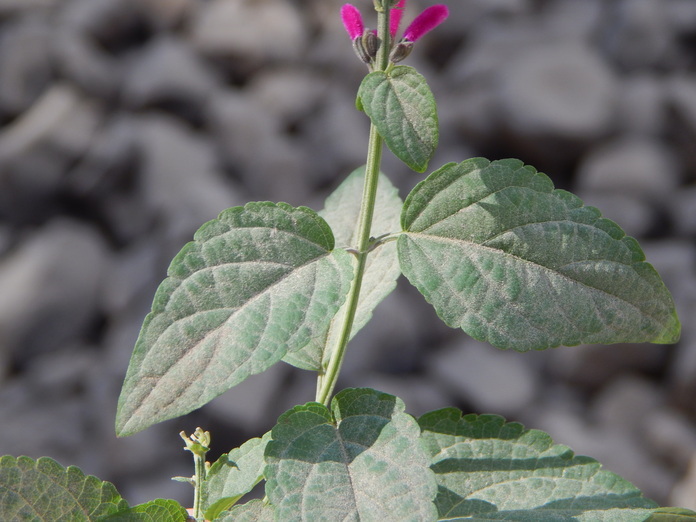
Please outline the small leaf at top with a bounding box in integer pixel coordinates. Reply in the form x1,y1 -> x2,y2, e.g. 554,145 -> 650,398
283,167 -> 403,371
399,157 -> 680,351
265,388 -> 438,521
116,202 -> 353,436
203,432 -> 271,520
101,498 -> 189,521
419,409 -> 662,520
0,455 -> 128,520
358,65 -> 438,173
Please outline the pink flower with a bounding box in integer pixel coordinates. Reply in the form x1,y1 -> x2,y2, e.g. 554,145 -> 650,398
341,4 -> 364,41
402,5 -> 449,42
390,0 -> 407,39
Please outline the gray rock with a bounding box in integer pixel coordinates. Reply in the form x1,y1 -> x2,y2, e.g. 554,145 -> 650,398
670,454 -> 696,511
190,0 -> 307,62
498,43 -> 618,141
593,376 -> 663,434
122,35 -> 219,110
575,191 -> 656,238
615,75 -> 667,136
135,114 -> 239,238
0,219 -> 109,360
427,339 -> 540,417
667,76 -> 696,134
643,408 -> 696,470
0,16 -> 53,118
671,186 -> 696,237
576,138 -> 681,200
600,0 -> 674,70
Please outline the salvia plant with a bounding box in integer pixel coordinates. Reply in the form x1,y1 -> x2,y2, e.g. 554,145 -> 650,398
1,1 -> 694,521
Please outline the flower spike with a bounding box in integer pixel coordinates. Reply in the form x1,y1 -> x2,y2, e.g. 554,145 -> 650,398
402,5 -> 449,42
341,4 -> 364,40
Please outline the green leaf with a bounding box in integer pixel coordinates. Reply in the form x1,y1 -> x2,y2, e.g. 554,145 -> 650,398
203,432 -> 271,520
358,65 -> 438,173
101,499 -> 188,521
116,202 -> 353,436
218,499 -> 275,521
647,507 -> 696,520
265,388 -> 438,521
283,167 -> 403,371
418,409 -> 661,521
399,158 -> 681,351
0,455 -> 128,521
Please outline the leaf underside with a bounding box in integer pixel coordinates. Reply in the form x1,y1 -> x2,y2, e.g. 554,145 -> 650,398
283,167 -> 403,371
264,388 -> 438,521
399,158 -> 681,351
419,409 -> 662,521
0,456 -> 128,521
358,65 -> 438,173
116,202 -> 353,436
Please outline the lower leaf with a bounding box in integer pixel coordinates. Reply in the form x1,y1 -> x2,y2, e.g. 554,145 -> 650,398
264,388 -> 438,521
418,409 -> 676,521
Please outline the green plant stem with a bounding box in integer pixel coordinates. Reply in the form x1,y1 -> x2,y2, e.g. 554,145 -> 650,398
316,1 -> 391,407
193,452 -> 205,520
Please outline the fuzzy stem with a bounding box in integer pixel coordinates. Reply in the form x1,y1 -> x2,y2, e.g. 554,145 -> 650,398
316,5 -> 390,407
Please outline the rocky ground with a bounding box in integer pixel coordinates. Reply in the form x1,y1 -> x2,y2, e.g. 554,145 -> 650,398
0,0 -> 695,509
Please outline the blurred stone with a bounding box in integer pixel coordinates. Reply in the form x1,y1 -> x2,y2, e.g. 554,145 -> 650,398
548,343 -> 668,391
0,15 -> 53,118
615,75 -> 666,136
575,192 -> 655,238
643,408 -> 696,470
593,376 -> 663,434
123,35 -> 219,112
576,138 -> 681,200
353,373 -> 452,418
600,0 -> 674,70
136,114 -> 238,237
667,76 -> 696,134
671,187 -> 696,237
191,0 -> 306,62
427,339 -> 539,417
671,454 -> 696,511
498,43 -> 618,141
0,219 -> 109,360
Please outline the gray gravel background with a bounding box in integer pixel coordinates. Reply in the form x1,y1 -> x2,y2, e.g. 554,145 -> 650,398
0,0 -> 695,509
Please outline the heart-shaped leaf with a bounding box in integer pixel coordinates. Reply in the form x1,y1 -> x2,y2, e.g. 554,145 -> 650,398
419,410 -> 663,520
265,388 -> 438,521
203,432 -> 271,520
358,65 -> 438,173
0,456 -> 128,520
116,202 -> 353,435
399,158 -> 680,351
283,167 -> 402,371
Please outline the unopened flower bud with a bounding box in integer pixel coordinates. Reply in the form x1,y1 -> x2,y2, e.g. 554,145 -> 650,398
389,39 -> 414,63
353,29 -> 381,64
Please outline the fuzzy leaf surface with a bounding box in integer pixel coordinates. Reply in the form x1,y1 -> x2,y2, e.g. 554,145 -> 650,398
399,158 -> 680,351
203,432 -> 271,520
116,202 -> 353,435
265,388 -> 438,521
218,499 -> 275,521
0,456 -> 127,521
419,410 -> 662,520
283,167 -> 402,370
102,499 -> 188,521
358,65 -> 438,172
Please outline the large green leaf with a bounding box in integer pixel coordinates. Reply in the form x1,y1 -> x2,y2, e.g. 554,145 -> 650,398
0,456 -> 128,521
203,432 -> 271,520
102,499 -> 188,521
399,158 -> 680,351
418,410 -> 662,520
265,388 -> 438,521
116,202 -> 353,436
283,167 -> 403,371
357,65 -> 438,173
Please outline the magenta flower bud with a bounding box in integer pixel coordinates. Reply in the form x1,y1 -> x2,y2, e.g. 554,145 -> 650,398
341,4 -> 364,40
389,0 -> 407,40
402,5 -> 449,42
